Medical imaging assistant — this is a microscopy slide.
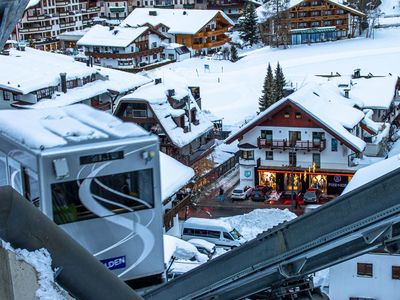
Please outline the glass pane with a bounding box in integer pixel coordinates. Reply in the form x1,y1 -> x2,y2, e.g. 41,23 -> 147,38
51,169 -> 154,225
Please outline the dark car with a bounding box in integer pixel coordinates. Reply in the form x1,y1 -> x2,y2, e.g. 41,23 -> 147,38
303,188 -> 322,204
251,188 -> 266,202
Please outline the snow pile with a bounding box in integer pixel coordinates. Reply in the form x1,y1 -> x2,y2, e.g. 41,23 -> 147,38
221,208 -> 297,240
1,241 -> 67,300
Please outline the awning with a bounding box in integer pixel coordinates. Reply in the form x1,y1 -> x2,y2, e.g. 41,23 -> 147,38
290,26 -> 337,34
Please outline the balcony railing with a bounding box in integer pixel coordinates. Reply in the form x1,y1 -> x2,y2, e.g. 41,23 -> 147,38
192,37 -> 230,50
196,27 -> 230,37
257,138 -> 326,151
19,26 -> 52,33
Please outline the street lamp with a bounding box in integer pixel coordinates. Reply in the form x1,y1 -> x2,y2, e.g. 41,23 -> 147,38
291,145 -> 296,209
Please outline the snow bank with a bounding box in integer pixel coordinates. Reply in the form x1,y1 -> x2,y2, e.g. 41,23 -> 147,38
1,241 -> 67,300
163,235 -> 208,265
220,208 -> 297,241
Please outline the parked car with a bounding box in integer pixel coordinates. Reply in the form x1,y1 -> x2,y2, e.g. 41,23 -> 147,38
303,188 -> 322,204
251,188 -> 266,202
188,239 -> 216,258
267,191 -> 301,205
231,186 -> 253,201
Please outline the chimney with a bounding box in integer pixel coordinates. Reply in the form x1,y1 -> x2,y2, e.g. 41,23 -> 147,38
155,78 -> 162,85
60,73 -> 67,93
344,88 -> 350,98
353,68 -> 360,79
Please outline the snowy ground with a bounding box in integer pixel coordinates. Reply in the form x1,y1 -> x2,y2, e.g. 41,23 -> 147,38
148,28 -> 400,126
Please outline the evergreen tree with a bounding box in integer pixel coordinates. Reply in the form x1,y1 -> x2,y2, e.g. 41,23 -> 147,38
259,63 -> 275,112
230,45 -> 238,62
238,4 -> 260,46
274,62 -> 286,101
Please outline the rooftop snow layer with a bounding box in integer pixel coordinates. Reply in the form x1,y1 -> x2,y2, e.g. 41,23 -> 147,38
122,8 -> 234,35
0,47 -> 151,97
0,104 -> 148,150
335,75 -> 398,109
160,152 -> 194,200
77,25 -> 149,48
117,71 -> 214,148
342,154 -> 400,194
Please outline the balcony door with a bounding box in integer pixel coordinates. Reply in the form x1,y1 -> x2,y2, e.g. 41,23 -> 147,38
261,130 -> 273,141
289,131 -> 301,147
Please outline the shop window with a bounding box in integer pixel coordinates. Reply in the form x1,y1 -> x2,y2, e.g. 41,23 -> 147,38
357,263 -> 373,277
259,172 -> 276,189
266,151 -> 273,160
331,138 -> 338,152
240,150 -> 254,160
392,266 -> 400,279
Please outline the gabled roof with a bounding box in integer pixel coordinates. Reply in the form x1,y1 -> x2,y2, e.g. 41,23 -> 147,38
77,25 -> 150,48
114,70 -> 214,148
226,82 -> 367,152
122,8 -> 234,35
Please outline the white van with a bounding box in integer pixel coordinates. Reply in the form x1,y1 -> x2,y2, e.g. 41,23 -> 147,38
181,218 -> 245,248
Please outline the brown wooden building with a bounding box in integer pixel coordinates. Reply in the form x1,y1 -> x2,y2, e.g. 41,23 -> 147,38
258,0 -> 365,46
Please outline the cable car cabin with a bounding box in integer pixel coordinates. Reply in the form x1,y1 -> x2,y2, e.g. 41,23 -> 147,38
0,104 -> 164,285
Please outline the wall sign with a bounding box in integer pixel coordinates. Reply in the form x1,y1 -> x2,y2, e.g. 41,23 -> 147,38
100,255 -> 126,271
244,170 -> 252,178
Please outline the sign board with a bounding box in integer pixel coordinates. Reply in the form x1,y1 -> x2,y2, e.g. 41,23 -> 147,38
327,175 -> 349,195
100,255 -> 126,271
244,170 -> 252,178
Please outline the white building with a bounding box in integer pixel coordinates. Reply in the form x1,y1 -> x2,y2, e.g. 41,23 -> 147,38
0,45 -> 151,110
225,82 -> 387,196
14,0 -> 101,50
329,155 -> 400,300
101,0 -> 133,20
77,24 -> 167,69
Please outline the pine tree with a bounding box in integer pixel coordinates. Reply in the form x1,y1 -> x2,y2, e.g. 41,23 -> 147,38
230,45 -> 238,62
274,62 -> 286,101
238,4 -> 260,46
259,63 -> 275,112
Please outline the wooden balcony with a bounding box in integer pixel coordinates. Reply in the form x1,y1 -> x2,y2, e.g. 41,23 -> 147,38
192,37 -> 230,50
55,0 -> 70,6
196,27 -> 230,38
19,25 -> 52,33
86,47 -> 164,59
257,138 -> 326,151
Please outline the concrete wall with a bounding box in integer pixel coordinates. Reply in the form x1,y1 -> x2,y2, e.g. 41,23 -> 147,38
330,253 -> 400,300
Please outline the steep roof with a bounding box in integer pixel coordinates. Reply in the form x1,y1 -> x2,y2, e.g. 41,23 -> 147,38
226,82 -> 367,152
77,25 -> 149,48
115,70 -> 214,149
122,8 -> 234,35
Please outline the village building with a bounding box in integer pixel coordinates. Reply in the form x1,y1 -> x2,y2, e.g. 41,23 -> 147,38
257,0 -> 365,46
225,82 -> 388,197
101,0 -> 134,20
0,44 -> 151,110
113,76 -> 216,167
121,8 -> 234,54
77,24 -> 167,69
13,0 -> 101,50
205,0 -> 246,22
329,154 -> 400,300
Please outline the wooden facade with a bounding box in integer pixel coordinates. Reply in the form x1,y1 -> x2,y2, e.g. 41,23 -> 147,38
174,13 -> 232,53
259,0 -> 364,46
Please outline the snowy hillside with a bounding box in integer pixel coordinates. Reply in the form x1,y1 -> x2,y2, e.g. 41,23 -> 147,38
151,28 -> 400,125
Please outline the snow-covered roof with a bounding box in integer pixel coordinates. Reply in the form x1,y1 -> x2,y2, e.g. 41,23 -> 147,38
26,0 -> 40,9
226,82 -> 367,152
122,8 -> 234,35
257,0 -> 364,23
163,235 -> 207,265
116,70 -> 214,148
335,76 -> 398,110
184,217 -> 232,228
0,47 -> 151,106
0,104 -> 149,150
342,155 -> 400,195
160,152 -> 194,200
77,25 -> 149,48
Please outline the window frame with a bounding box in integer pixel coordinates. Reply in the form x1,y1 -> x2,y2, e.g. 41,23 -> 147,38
357,262 -> 373,277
